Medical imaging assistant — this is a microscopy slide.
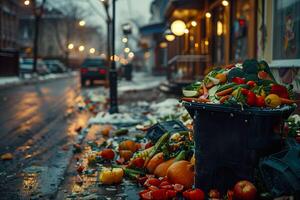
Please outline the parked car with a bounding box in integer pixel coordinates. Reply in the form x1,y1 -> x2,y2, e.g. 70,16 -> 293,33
80,58 -> 108,86
19,58 -> 50,76
44,60 -> 67,73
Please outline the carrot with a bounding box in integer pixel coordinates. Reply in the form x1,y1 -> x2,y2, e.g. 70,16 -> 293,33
220,95 -> 230,104
216,87 -> 234,97
181,97 -> 210,103
280,98 -> 298,105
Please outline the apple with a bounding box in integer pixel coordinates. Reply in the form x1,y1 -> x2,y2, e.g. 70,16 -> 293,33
234,180 -> 257,200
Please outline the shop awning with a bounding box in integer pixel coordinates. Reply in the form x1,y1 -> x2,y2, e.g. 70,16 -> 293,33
139,23 -> 166,36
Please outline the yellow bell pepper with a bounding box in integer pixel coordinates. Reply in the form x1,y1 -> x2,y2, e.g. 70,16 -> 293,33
265,94 -> 281,108
99,167 -> 124,185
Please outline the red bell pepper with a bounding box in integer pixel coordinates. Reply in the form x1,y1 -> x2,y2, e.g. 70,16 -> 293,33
151,189 -> 166,200
270,84 -> 289,99
232,77 -> 246,85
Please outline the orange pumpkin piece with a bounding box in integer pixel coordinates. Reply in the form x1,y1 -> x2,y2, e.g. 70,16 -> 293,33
101,126 -> 112,136
146,152 -> 165,173
167,161 -> 195,189
154,158 -> 175,177
119,140 -> 137,152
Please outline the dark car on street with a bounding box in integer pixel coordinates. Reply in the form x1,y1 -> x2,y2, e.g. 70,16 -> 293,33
80,58 -> 108,86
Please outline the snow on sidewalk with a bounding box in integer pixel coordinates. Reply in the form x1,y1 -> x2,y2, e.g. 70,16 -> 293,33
118,72 -> 165,94
0,77 -> 21,86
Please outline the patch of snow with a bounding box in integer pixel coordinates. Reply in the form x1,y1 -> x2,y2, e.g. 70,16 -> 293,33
0,77 -> 21,85
89,111 -> 140,125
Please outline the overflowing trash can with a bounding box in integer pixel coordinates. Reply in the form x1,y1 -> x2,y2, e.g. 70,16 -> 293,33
184,101 -> 295,193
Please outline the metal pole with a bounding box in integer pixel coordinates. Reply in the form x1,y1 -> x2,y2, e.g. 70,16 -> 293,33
32,0 -> 39,75
109,0 -> 118,113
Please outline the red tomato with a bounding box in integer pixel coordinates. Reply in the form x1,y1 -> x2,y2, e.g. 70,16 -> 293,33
183,189 -> 192,199
173,184 -> 184,192
258,71 -> 268,79
100,149 -> 115,160
246,81 -> 257,87
159,181 -> 170,187
255,96 -> 265,107
246,91 -> 257,106
160,185 -> 173,190
76,165 -> 84,174
145,142 -> 153,149
138,176 -> 148,185
144,178 -> 161,187
139,190 -> 152,200
232,77 -> 245,85
227,190 -> 234,200
241,88 -> 249,95
233,180 -> 257,200
132,157 -> 145,168
148,186 -> 159,191
188,189 -> 205,200
208,189 -> 220,198
166,190 -> 177,198
152,189 -> 166,200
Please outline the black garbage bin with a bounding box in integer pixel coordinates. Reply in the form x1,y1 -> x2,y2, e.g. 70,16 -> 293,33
124,64 -> 132,81
183,102 -> 295,193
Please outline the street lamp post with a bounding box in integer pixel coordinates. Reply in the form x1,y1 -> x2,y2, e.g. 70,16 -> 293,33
109,0 -> 118,113
100,0 -> 118,113
32,0 -> 46,75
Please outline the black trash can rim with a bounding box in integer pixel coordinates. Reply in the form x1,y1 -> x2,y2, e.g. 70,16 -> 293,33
182,102 -> 296,116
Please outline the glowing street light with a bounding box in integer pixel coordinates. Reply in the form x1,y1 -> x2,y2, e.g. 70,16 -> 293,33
79,45 -> 85,52
222,0 -> 229,7
184,29 -> 189,34
68,43 -> 74,50
122,37 -> 128,43
124,47 -> 130,53
89,48 -> 96,54
79,20 -> 86,27
191,21 -> 197,27
164,29 -> 175,42
170,20 -> 186,36
24,0 -> 30,6
128,52 -> 134,58
205,12 -> 211,18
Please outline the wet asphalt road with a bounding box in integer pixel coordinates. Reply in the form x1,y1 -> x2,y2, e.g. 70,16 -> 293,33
0,75 -> 90,199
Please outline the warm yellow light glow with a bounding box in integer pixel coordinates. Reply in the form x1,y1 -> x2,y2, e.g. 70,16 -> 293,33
89,48 -> 96,54
195,43 -> 199,48
222,0 -> 229,6
184,29 -> 189,34
128,52 -> 134,58
165,34 -> 175,42
191,21 -> 197,27
68,43 -> 74,50
79,45 -> 85,52
100,53 -> 106,58
170,20 -> 186,36
217,21 -> 223,36
159,42 -> 168,48
205,12 -> 211,18
124,47 -> 130,53
110,55 -> 119,61
24,0 -> 30,6
144,52 -> 151,59
205,40 -> 209,46
79,20 -> 86,26
122,37 -> 128,43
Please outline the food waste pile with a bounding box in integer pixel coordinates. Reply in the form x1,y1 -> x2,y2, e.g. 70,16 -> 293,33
62,60 -> 299,200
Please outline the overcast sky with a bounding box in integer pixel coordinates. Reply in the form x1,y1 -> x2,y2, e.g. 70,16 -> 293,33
84,0 -> 153,53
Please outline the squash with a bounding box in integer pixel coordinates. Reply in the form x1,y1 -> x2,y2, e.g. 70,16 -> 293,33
167,161 -> 195,189
146,152 -> 165,173
154,158 -> 175,177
